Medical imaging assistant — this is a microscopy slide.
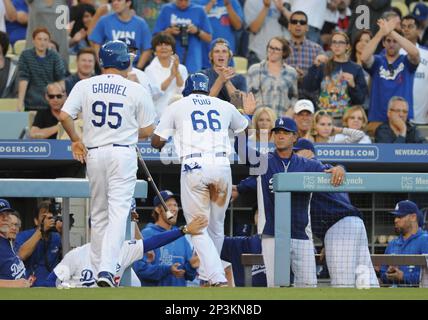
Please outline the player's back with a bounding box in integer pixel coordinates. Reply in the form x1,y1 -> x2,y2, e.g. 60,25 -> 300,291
166,94 -> 245,158
63,74 -> 152,148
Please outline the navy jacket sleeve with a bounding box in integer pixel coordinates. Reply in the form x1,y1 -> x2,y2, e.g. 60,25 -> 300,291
347,66 -> 368,105
132,257 -> 171,283
303,64 -> 323,92
237,176 -> 257,194
221,236 -> 252,262
183,241 -> 197,281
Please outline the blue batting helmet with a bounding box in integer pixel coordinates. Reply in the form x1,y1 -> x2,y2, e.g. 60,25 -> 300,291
182,73 -> 209,97
99,40 -> 131,70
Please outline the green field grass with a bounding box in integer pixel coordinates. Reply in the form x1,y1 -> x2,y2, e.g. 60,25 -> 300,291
1,287 -> 427,300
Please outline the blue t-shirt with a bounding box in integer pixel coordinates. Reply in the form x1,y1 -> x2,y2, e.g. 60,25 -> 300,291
0,236 -> 26,280
153,3 -> 212,73
365,53 -> 418,122
201,67 -> 247,102
193,0 -> 244,68
132,223 -> 196,287
89,13 -> 152,65
5,0 -> 28,46
15,229 -> 62,287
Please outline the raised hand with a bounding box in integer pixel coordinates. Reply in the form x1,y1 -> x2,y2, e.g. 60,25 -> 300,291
242,92 -> 257,115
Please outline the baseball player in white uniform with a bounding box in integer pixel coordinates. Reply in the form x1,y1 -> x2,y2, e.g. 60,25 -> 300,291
151,73 -> 248,286
48,201 -> 208,288
59,40 -> 156,287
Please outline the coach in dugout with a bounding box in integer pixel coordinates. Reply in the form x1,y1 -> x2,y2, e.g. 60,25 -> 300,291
233,99 -> 345,287
380,200 -> 428,287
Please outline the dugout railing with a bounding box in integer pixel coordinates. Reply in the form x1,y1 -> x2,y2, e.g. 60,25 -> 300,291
0,178 -> 148,286
272,172 -> 428,287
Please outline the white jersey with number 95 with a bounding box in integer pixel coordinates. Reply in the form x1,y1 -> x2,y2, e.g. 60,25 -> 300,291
62,74 -> 155,148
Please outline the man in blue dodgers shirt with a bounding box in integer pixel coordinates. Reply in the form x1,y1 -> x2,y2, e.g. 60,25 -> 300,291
233,116 -> 345,287
380,200 -> 428,287
0,199 -> 33,288
153,0 -> 213,73
89,0 -> 152,70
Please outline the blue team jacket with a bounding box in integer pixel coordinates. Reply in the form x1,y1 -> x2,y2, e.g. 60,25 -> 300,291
310,192 -> 362,241
0,236 -> 26,280
237,150 -> 336,239
221,234 -> 267,287
15,229 -> 62,287
380,229 -> 428,286
133,223 -> 196,286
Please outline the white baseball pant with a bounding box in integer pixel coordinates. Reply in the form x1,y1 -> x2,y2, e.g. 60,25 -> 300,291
262,236 -> 317,287
180,161 -> 231,284
324,216 -> 379,288
86,145 -> 137,275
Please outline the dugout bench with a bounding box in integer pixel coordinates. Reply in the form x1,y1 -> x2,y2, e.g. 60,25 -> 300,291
241,254 -> 428,287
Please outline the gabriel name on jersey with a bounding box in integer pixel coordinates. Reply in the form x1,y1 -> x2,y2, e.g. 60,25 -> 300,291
92,83 -> 128,96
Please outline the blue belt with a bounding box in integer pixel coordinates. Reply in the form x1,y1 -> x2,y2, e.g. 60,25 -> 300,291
184,152 -> 226,160
87,144 -> 129,150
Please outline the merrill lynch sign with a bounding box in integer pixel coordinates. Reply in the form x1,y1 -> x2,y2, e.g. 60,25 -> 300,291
401,177 -> 428,191
303,176 -> 365,191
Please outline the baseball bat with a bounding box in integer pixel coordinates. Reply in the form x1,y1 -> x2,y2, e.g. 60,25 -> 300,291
135,147 -> 175,221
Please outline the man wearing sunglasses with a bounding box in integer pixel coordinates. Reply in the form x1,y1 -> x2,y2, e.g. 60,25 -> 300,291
285,11 -> 326,82
29,82 -> 67,139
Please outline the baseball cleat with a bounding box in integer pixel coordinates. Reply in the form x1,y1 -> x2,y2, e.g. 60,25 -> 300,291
211,282 -> 229,287
97,271 -> 117,287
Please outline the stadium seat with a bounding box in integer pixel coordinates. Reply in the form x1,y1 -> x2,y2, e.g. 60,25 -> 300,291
69,55 -> 77,74
392,1 -> 409,16
13,39 -> 26,56
0,111 -> 29,139
233,56 -> 248,74
0,98 -> 18,112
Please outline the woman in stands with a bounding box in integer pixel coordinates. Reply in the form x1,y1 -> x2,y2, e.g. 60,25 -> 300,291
250,107 -> 277,143
339,106 -> 372,143
303,31 -> 368,119
310,110 -> 366,143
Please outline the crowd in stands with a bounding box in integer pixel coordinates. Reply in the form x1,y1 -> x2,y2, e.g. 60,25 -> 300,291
0,0 -> 427,143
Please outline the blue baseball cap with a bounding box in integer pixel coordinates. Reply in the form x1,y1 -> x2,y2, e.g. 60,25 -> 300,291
413,3 -> 428,22
0,199 -> 14,213
153,190 -> 179,207
118,37 -> 138,50
390,200 -> 423,227
209,38 -> 231,52
293,138 -> 315,154
271,117 -> 297,133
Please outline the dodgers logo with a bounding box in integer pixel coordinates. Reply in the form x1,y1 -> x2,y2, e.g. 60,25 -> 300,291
80,269 -> 95,287
303,176 -> 316,190
401,177 -> 414,191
